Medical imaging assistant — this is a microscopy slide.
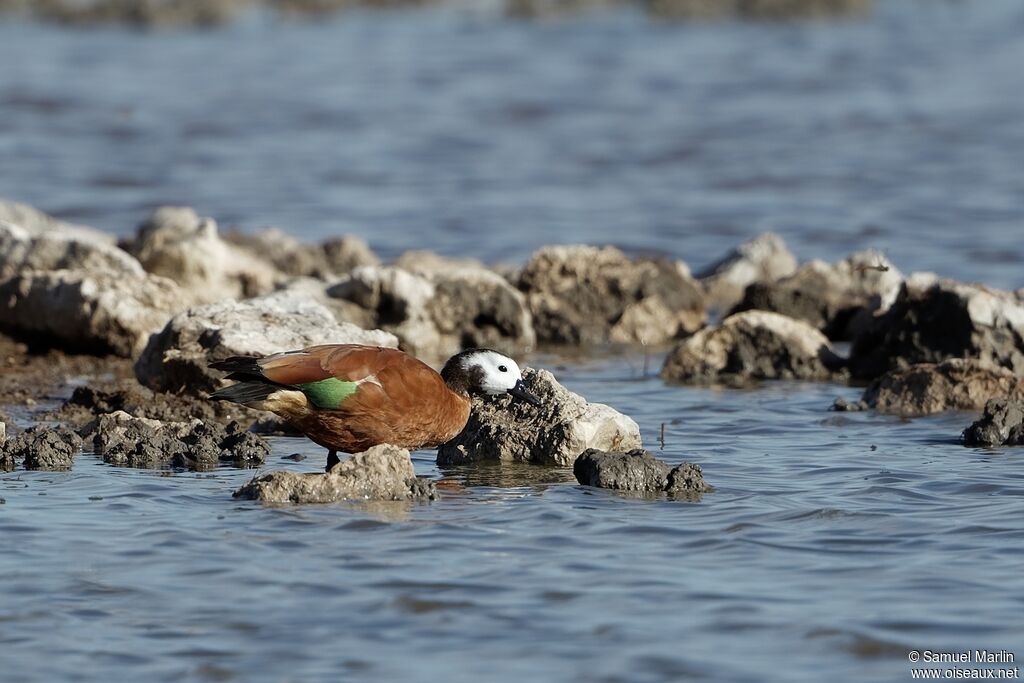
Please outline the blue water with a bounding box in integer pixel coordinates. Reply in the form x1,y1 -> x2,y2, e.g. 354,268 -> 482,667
2,1 -> 1024,681
1,1 -> 1023,286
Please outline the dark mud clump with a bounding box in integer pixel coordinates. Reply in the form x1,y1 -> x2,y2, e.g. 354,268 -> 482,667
235,444 -> 435,504
88,412 -> 268,470
46,381 -> 261,428
1,425 -> 83,471
961,399 -> 1024,448
573,448 -> 712,496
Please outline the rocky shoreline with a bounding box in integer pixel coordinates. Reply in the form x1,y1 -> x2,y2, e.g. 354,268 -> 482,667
0,0 -> 874,27
2,197 -> 1022,500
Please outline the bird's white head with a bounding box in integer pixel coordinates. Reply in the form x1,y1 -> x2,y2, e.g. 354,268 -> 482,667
440,349 -> 541,405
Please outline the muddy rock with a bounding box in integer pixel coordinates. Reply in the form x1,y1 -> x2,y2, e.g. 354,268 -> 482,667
961,399 -> 1024,448
573,448 -> 712,495
0,269 -> 185,357
1,425 -> 82,471
86,411 -> 268,469
731,249 -> 902,340
234,444 -> 436,503
661,310 -> 841,384
329,264 -> 534,357
573,448 -> 669,492
516,245 -> 704,346
437,368 -> 642,467
647,0 -> 871,19
697,233 -> 798,312
126,206 -> 278,304
0,220 -> 143,280
848,275 -> 1024,380
666,461 -> 710,493
851,359 -> 1024,417
0,199 -> 113,243
135,290 -> 398,394
46,381 -> 260,428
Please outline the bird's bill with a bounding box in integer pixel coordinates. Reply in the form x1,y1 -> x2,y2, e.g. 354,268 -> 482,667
507,379 -> 541,406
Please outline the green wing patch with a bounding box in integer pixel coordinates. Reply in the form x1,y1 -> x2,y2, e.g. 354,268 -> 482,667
297,378 -> 359,409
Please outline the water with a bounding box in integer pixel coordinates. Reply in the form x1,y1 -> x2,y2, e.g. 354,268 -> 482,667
2,1 -> 1024,681
1,2 -> 1023,285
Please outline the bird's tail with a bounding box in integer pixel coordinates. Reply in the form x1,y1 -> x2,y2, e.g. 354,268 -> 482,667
209,381 -> 280,406
209,355 -> 265,382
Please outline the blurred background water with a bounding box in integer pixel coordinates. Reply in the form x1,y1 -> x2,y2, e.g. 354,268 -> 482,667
1,1 -> 1024,681
1,0 -> 1022,284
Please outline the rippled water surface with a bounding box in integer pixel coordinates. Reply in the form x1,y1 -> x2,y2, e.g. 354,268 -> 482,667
2,1 -> 1024,681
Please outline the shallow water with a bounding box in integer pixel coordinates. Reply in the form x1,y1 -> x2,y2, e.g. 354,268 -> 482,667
3,357 -> 1024,682
2,1 -> 1024,681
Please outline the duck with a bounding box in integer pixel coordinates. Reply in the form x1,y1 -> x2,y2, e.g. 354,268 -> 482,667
209,344 -> 540,470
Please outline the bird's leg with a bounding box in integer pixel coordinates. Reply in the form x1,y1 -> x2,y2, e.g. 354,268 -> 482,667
326,450 -> 339,472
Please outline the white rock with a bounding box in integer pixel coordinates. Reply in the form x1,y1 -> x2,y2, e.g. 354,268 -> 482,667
0,269 -> 184,357
135,290 -> 398,393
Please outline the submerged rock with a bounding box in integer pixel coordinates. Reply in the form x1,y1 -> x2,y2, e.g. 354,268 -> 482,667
329,263 -> 534,357
516,245 -> 704,346
134,290 -> 397,394
84,411 -> 268,470
437,368 -> 642,467
573,449 -> 711,495
697,233 -> 798,312
234,444 -> 436,503
0,269 -> 184,357
126,206 -> 278,304
852,359 -> 1024,417
848,275 -> 1024,380
731,250 -> 902,340
661,310 -> 841,384
1,425 -> 82,471
961,399 -> 1024,448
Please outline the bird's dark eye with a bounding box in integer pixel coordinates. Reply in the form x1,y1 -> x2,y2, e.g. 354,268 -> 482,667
498,365 -> 508,372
